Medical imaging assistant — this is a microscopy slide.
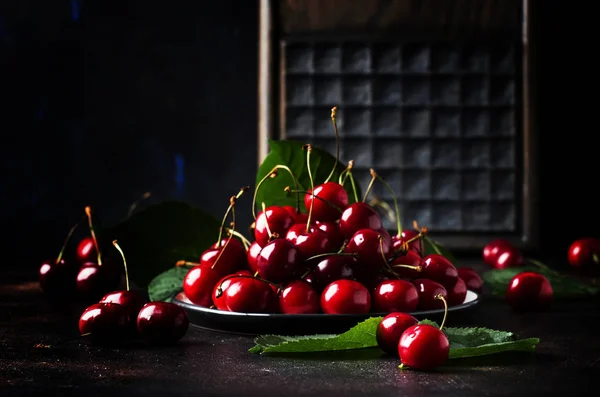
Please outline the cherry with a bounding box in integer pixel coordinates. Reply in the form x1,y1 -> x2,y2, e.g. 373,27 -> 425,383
211,270 -> 253,310
390,251 -> 423,280
79,302 -> 130,345
279,280 -> 320,314
356,272 -> 391,291
199,237 -> 247,277
339,202 -> 383,240
412,279 -> 448,310
447,277 -> 467,306
76,236 -> 97,263
285,223 -> 308,245
310,255 -> 357,291
493,245 -> 524,269
457,267 -> 483,293
316,221 -> 345,251
247,241 -> 262,274
506,271 -> 553,312
183,265 -> 221,307
256,239 -> 300,283
100,290 -> 145,321
392,230 -> 422,255
76,261 -> 121,301
483,239 -> 514,267
137,302 -> 189,344
372,279 -> 419,313
421,254 -> 459,288
321,279 -> 371,314
304,182 -> 348,223
283,205 -> 309,224
376,312 -> 418,355
219,276 -> 277,313
568,237 -> 600,272
254,206 -> 294,247
294,228 -> 331,264
345,228 -> 391,271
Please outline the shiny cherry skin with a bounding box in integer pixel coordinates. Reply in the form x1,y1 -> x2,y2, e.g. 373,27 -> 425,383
79,302 -> 130,344
182,265 -> 221,307
373,279 -> 419,313
457,267 -> 483,293
200,237 -> 247,277
376,312 -> 418,355
223,277 -> 276,313
254,206 -> 295,247
310,255 -> 357,291
247,241 -> 262,274
391,251 -> 423,280
345,228 -> 391,271
76,237 -> 97,263
256,239 -> 300,283
392,230 -> 422,255
137,302 -> 189,344
568,238 -> 600,272
412,279 -> 448,310
483,239 -> 513,267
211,270 -> 253,310
339,203 -> 383,240
39,259 -> 78,299
506,271 -> 553,312
399,324 -> 450,371
76,261 -> 121,301
316,221 -> 345,252
304,182 -> 348,223
447,278 -> 467,306
100,290 -> 147,322
356,272 -> 391,291
493,245 -> 524,269
294,229 -> 330,264
279,280 -> 320,314
421,254 -> 459,288
282,205 -> 309,224
321,279 -> 371,314
285,223 -> 308,245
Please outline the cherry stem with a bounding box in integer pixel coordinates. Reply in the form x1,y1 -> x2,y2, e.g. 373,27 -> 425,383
362,168 -> 377,203
525,258 -> 561,277
56,217 -> 84,264
373,172 -> 403,236
412,220 -> 427,258
212,207 -> 235,271
300,268 -> 312,279
84,206 -> 102,266
594,254 -> 600,265
304,144 -> 315,233
33,333 -> 91,350
112,240 -> 130,291
127,191 -> 151,218
252,165 -> 300,218
369,197 -> 396,225
224,228 -> 251,251
391,264 -> 423,272
217,187 -> 249,246
176,260 -> 199,267
284,188 -> 343,213
435,294 -> 448,331
214,274 -> 281,298
338,160 -> 359,203
261,202 -> 274,240
303,252 -> 358,262
324,106 -> 340,183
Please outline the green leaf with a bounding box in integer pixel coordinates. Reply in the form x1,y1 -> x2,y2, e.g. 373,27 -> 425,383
449,338 -> 539,359
255,140 -> 361,211
482,265 -> 600,299
103,201 -> 221,288
422,236 -> 458,265
147,266 -> 192,302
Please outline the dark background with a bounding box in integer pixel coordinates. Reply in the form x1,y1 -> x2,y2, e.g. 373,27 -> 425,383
0,0 -> 596,271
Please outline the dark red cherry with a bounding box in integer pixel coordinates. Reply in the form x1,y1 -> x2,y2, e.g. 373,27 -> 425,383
412,279 -> 448,310
568,238 -> 600,272
447,278 -> 467,306
356,272 -> 391,291
339,202 -> 383,240
345,228 -> 391,271
279,280 -> 320,314
294,228 -> 330,264
399,324 -> 450,371
316,221 -> 345,251
285,223 -> 308,245
283,205 -> 309,224
311,255 -> 357,291
390,251 -> 423,280
182,265 -> 221,307
254,206 -> 295,247
247,241 -> 262,274
100,290 -> 146,322
392,230 -> 422,255
200,237 -> 247,277
76,237 -> 97,263
321,279 -> 371,314
211,270 -> 253,310
376,312 -> 418,355
457,268 -> 483,293
483,239 -> 513,267
373,279 -> 419,313
506,271 -> 553,312
76,261 -> 121,301
256,239 -> 300,283
79,302 -> 130,345
493,245 -> 524,269
39,259 -> 78,299
304,182 -> 348,222
421,254 -> 458,288
223,277 -> 276,313
137,302 -> 189,344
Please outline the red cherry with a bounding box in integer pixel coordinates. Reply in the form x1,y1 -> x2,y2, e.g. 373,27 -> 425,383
137,302 -> 189,344
222,277 -> 276,313
76,261 -> 121,301
294,228 -> 330,263
79,302 -> 130,344
315,221 -> 345,252
199,237 -> 247,277
447,278 -> 467,306
39,259 -> 78,299
399,324 -> 450,371
376,312 -> 418,355
568,238 -> 600,272
211,270 -> 253,310
76,237 -> 97,263
310,255 -> 357,291
182,265 -> 221,307
412,279 -> 448,310
254,206 -> 295,247
506,271 -> 553,312
373,279 -> 419,313
483,239 -> 513,267
283,205 -> 309,224
392,230 -> 422,255
285,223 -> 308,245
279,280 -> 320,314
304,182 -> 348,222
356,272 -> 391,291
321,279 -> 371,314
100,290 -> 146,323
247,241 -> 262,274
345,228 -> 391,271
339,202 -> 383,240
421,254 -> 459,288
493,245 -> 524,269
256,239 -> 300,283
390,251 -> 423,279
457,267 -> 483,293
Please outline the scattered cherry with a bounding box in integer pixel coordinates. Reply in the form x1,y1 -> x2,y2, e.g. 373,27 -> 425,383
310,255 -> 357,291
483,239 -> 513,267
76,261 -> 121,301
256,238 -> 300,283
79,302 -> 130,345
493,245 -> 524,269
376,312 -> 418,355
339,202 -> 383,240
254,206 -> 295,247
137,302 -> 189,344
183,265 -> 222,307
457,268 -> 483,293
568,237 -> 600,272
412,279 -> 448,310
345,228 -> 391,271
279,280 -> 320,314
506,271 -> 553,312
372,279 -> 419,313
421,254 -> 459,288
320,279 -> 371,314
447,277 -> 467,306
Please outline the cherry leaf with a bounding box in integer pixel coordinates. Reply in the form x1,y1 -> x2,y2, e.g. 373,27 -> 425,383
147,266 -> 192,302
